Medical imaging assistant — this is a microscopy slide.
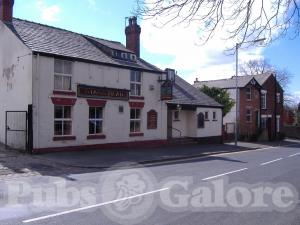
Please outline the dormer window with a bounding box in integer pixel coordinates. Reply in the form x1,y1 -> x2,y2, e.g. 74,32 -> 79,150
130,54 -> 136,61
121,52 -> 127,59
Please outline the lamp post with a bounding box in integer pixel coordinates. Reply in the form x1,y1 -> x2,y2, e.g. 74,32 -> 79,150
235,38 -> 266,147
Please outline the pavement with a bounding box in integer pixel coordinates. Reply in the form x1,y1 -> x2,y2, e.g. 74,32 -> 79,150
33,139 -> 300,169
0,139 -> 300,225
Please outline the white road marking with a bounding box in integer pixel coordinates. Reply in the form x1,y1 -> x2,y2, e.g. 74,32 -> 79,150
22,187 -> 169,223
260,158 -> 283,166
202,168 -> 248,181
288,153 -> 300,157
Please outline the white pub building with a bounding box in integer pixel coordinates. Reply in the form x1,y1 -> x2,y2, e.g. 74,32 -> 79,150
0,0 -> 223,152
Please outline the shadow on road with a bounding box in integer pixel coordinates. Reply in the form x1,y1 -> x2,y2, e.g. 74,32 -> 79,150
0,139 -> 299,180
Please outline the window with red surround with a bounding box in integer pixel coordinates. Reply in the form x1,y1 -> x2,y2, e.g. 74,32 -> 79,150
129,132 -> 144,137
53,90 -> 76,96
87,134 -> 106,140
129,102 -> 145,108
86,99 -> 107,107
51,97 -> 76,106
53,136 -> 76,141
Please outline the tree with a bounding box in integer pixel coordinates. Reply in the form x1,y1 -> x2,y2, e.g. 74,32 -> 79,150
200,85 -> 235,116
135,0 -> 300,46
239,59 -> 292,91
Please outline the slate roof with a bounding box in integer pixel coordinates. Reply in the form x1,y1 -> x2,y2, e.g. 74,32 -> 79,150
194,73 -> 273,89
4,18 -> 221,108
5,18 -> 162,73
167,75 -> 223,108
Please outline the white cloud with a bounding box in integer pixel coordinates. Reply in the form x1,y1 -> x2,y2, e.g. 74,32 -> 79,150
140,0 -> 280,84
141,20 -> 265,84
36,0 -> 61,22
294,91 -> 300,103
86,0 -> 96,7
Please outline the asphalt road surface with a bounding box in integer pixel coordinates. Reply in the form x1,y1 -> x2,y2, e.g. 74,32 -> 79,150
1,142 -> 300,225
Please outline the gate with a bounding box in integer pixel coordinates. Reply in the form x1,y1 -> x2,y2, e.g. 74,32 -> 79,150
5,111 -> 28,151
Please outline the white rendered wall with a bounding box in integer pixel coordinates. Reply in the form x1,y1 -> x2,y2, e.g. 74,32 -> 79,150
171,110 -> 197,137
196,107 -> 222,137
32,56 -> 167,149
0,21 -> 32,149
223,88 -> 237,125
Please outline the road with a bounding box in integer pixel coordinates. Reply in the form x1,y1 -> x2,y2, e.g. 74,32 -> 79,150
1,142 -> 300,225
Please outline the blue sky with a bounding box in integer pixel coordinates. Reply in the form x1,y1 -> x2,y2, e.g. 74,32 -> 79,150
14,0 -> 300,102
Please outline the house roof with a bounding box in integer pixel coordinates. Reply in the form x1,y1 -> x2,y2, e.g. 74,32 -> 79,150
195,73 -> 273,89
167,75 -> 223,108
5,18 -> 162,73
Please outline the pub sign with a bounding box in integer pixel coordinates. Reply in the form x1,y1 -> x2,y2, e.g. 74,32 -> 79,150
77,84 -> 130,101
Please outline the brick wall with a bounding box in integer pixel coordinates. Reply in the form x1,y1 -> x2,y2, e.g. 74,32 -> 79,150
239,84 -> 260,137
283,126 -> 300,139
260,75 -> 284,140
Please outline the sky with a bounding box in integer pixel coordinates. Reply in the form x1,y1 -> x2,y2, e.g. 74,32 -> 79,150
13,0 -> 300,104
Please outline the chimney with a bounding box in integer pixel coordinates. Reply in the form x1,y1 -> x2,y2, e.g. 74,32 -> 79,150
125,16 -> 141,57
0,0 -> 14,22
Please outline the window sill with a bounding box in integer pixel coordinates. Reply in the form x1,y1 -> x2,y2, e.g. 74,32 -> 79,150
53,136 -> 76,141
212,119 -> 218,121
130,96 -> 145,100
204,119 -> 210,121
173,119 -> 180,122
53,90 -> 76,96
87,134 -> 106,140
129,132 -> 144,137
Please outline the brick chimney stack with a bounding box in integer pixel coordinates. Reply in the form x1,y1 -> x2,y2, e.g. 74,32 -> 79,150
0,0 -> 14,22
125,16 -> 141,58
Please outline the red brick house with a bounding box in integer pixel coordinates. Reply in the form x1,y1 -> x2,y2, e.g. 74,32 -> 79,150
194,73 -> 284,141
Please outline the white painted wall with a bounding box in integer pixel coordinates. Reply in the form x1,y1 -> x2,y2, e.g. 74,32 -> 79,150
32,56 -> 167,149
223,88 -> 237,126
196,107 -> 222,137
0,21 -> 32,149
171,110 -> 197,137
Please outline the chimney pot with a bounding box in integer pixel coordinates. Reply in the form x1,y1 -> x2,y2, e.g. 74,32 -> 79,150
0,0 -> 14,22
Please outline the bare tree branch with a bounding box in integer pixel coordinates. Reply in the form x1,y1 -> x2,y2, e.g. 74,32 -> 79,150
135,0 -> 300,47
